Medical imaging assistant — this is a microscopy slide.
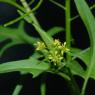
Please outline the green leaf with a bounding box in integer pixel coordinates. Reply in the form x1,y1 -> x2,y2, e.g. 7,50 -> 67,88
71,48 -> 95,79
33,24 -> 53,48
31,52 -> 43,59
0,23 -> 24,56
73,0 -> 95,94
0,41 -> 23,56
67,60 -> 85,79
0,26 -> 21,42
12,85 -> 23,95
69,47 -> 95,79
47,26 -> 64,36
72,48 -> 91,67
17,10 -> 53,48
17,21 -> 39,44
0,21 -> 38,56
0,58 -> 49,78
74,0 -> 95,80
17,7 -> 53,48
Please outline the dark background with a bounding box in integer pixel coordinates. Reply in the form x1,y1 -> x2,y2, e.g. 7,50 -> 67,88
0,0 -> 95,95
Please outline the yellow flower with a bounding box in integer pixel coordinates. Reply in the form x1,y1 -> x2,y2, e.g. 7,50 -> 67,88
53,39 -> 61,46
60,42 -> 70,55
48,51 -> 63,65
36,41 -> 46,50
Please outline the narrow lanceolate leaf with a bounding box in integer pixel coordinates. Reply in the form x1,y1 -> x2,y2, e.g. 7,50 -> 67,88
74,0 -> 95,79
47,26 -> 64,36
33,23 -> 53,48
74,0 -> 95,94
0,58 -> 49,78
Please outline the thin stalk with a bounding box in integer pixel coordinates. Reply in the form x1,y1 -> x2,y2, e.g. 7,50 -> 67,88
40,73 -> 47,95
12,85 -> 22,95
65,0 -> 71,61
81,60 -> 94,95
41,82 -> 46,95
68,69 -> 80,95
58,67 -> 80,95
81,78 -> 88,95
65,1 -> 80,94
49,0 -> 66,10
90,4 -> 95,9
4,0 -> 43,27
29,0 -> 35,6
20,0 -> 40,27
71,4 -> 95,21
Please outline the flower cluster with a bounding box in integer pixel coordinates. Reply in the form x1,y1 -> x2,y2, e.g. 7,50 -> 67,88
35,39 -> 69,66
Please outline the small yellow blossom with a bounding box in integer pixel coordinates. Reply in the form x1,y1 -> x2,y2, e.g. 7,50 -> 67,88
53,39 -> 61,46
48,51 -> 63,65
36,41 -> 46,50
60,42 -> 70,55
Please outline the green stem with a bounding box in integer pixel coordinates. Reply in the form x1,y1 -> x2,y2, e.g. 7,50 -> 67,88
40,73 -> 47,95
59,67 -> 80,95
49,0 -> 66,10
41,82 -> 46,95
20,0 -> 40,27
65,1 -> 80,94
68,70 -> 80,95
81,61 -> 94,95
12,85 -> 22,95
29,0 -> 35,6
4,0 -> 43,27
65,0 -> 71,61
